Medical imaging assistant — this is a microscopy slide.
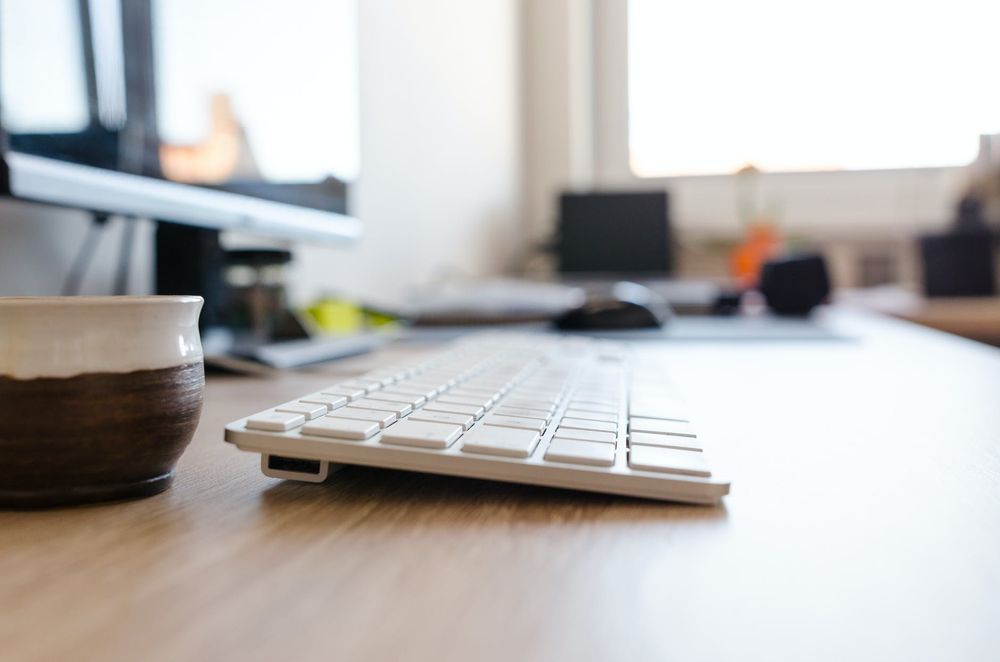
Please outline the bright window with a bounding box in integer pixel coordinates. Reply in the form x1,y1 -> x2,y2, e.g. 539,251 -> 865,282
628,0 -> 1000,177
0,0 -> 89,133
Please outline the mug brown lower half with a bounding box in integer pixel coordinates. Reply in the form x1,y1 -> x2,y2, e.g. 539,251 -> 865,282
0,361 -> 204,507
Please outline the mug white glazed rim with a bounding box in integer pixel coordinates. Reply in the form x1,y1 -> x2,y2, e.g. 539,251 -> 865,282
0,295 -> 204,380
0,295 -> 202,306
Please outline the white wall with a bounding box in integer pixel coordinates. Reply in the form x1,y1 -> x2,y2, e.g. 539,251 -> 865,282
288,0 -> 523,306
0,201 -> 155,295
0,0 -> 524,306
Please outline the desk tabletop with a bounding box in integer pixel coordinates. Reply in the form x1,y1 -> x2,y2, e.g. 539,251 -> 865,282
3,311 -> 999,662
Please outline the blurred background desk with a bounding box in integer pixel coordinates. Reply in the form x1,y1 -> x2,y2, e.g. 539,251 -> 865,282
841,287 -> 1000,346
895,297 -> 1000,346
2,309 -> 999,662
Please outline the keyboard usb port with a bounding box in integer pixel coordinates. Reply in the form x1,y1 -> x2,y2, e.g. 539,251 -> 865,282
261,455 -> 334,483
266,455 -> 321,475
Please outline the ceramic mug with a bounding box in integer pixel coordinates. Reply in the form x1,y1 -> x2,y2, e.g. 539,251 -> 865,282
0,296 -> 204,506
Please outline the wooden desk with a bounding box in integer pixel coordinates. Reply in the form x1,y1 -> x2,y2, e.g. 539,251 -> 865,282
896,297 -> 1000,346
838,286 -> 1000,346
3,311 -> 1000,662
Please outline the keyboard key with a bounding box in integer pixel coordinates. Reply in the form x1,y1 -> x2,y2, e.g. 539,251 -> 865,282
524,373 -> 569,383
320,387 -> 365,401
461,426 -> 540,458
577,404 -> 619,414
299,394 -> 348,411
301,417 -> 379,440
564,409 -> 617,424
368,391 -> 426,408
502,399 -> 556,414
519,390 -> 563,401
390,384 -> 440,400
554,427 -> 617,444
247,411 -> 305,431
381,420 -> 464,449
464,383 -> 509,396
375,368 -> 412,381
407,380 -> 451,394
629,417 -> 697,438
403,379 -> 444,391
629,431 -> 703,451
522,385 -> 566,395
436,395 -> 493,409
629,445 -> 710,477
408,410 -> 475,430
424,402 -> 485,419
573,390 -> 619,401
360,372 -> 396,386
450,386 -> 497,397
332,407 -> 397,428
521,378 -> 566,387
483,414 -> 546,433
447,391 -> 498,407
274,402 -> 327,420
569,401 -> 617,414
465,378 -> 510,389
351,398 -> 413,417
559,417 -> 617,434
419,373 -> 459,387
336,380 -> 382,394
545,438 -> 615,467
494,406 -> 552,423
506,390 -> 560,403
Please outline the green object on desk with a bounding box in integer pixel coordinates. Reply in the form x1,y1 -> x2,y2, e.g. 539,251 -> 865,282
306,299 -> 364,333
305,298 -> 401,334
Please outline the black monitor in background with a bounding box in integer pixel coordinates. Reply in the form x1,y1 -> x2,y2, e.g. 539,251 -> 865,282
557,191 -> 673,276
920,232 -> 997,298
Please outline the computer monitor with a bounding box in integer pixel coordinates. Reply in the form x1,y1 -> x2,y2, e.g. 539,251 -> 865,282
0,0 -> 361,244
558,191 -> 673,275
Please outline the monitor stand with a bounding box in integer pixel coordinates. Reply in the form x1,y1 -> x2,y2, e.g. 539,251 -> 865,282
154,222 -> 228,331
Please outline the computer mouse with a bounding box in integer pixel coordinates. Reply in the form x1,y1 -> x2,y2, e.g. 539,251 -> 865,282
554,281 -> 671,330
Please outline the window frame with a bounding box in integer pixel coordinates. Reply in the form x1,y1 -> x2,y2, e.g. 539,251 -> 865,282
590,0 -> 968,238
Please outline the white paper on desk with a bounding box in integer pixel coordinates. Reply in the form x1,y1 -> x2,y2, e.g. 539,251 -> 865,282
407,279 -> 585,319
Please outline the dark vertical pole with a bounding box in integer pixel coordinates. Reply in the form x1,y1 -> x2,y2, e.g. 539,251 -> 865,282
119,0 -> 158,176
77,0 -> 101,127
155,223 -> 227,330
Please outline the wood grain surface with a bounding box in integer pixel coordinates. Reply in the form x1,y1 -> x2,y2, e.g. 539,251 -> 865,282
1,312 -> 999,662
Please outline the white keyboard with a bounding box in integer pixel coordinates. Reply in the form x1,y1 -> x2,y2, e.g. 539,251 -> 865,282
224,334 -> 730,504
